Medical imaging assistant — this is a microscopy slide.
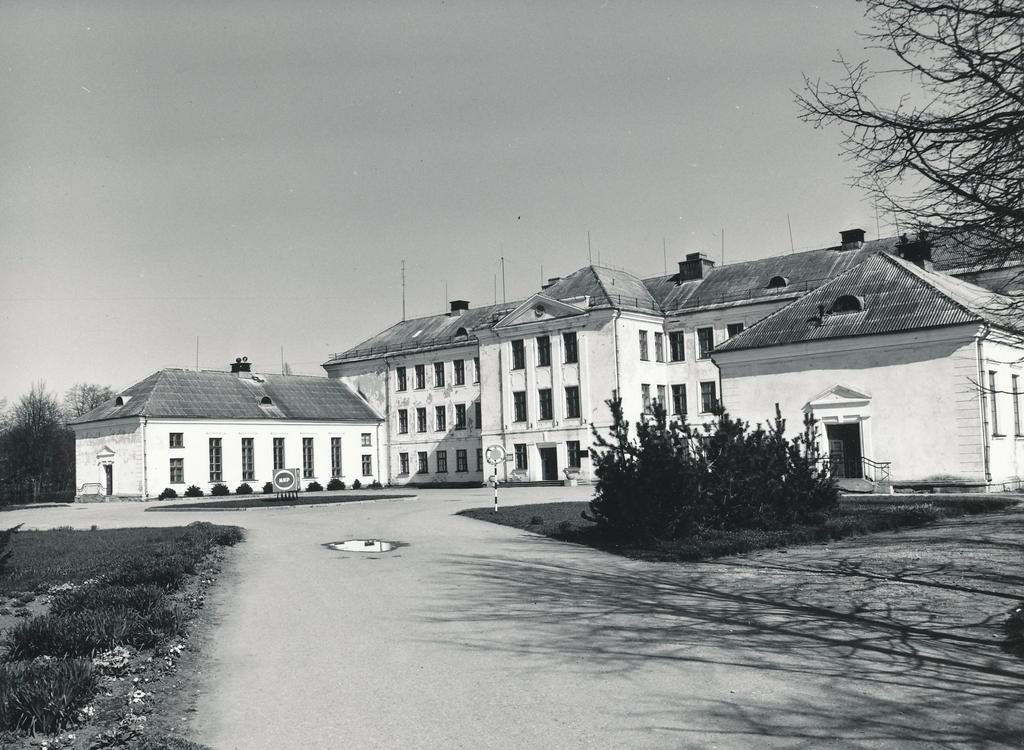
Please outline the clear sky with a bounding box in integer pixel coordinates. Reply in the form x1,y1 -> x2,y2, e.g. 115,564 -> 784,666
0,1 -> 897,404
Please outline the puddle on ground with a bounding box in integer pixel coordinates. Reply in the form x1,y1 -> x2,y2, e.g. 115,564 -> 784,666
324,539 -> 401,553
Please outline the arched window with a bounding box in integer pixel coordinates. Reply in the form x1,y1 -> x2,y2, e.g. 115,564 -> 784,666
766,275 -> 788,289
115,396 -> 125,406
455,327 -> 468,338
259,396 -> 273,405
828,295 -> 865,314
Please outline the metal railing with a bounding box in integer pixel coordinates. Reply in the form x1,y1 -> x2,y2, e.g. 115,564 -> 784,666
818,455 -> 891,483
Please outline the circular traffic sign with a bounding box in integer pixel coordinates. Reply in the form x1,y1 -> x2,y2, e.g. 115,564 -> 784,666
485,444 -> 507,466
273,468 -> 296,491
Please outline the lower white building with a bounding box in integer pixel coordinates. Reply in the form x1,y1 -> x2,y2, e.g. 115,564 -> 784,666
70,359 -> 383,499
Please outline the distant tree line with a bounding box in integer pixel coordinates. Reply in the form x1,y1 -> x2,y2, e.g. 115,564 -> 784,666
0,382 -> 113,505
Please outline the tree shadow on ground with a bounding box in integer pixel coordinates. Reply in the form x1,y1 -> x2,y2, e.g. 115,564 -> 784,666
426,512 -> 1024,748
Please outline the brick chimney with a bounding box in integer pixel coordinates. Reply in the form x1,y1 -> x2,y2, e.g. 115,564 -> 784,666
541,277 -> 562,290
449,300 -> 470,315
840,228 -> 866,251
230,357 -> 253,377
677,252 -> 715,283
897,230 -> 934,270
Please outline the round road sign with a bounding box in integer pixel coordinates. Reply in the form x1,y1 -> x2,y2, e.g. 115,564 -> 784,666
485,444 -> 507,466
273,468 -> 298,492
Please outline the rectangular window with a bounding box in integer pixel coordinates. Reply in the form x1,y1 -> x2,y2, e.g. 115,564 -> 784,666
513,391 -> 527,422
396,366 -> 407,391
361,454 -> 372,476
563,332 -> 578,363
473,356 -> 480,383
669,331 -> 685,361
672,384 -> 687,416
436,450 -> 448,473
361,432 -> 372,447
417,451 -> 429,474
641,384 -> 651,413
474,400 -> 482,428
454,359 -> 465,385
416,407 -> 427,433
565,386 -> 581,419
1014,375 -> 1021,436
434,361 -> 445,387
538,388 -> 553,420
476,448 -> 483,472
455,403 -> 467,430
700,381 -> 718,413
511,340 -> 525,370
514,443 -> 528,471
566,440 -> 582,469
990,371 -> 1001,435
456,449 -> 468,472
654,332 -> 665,362
697,327 -> 715,359
727,322 -> 745,338
302,437 -> 314,479
398,409 -> 409,434
399,452 -> 409,475
169,432 -> 183,449
415,364 -> 425,389
536,336 -> 551,367
241,437 -> 254,481
639,330 -> 649,361
657,384 -> 666,409
273,437 -> 285,471
169,457 -> 184,484
208,438 -> 222,482
331,437 -> 342,477
435,405 -> 447,431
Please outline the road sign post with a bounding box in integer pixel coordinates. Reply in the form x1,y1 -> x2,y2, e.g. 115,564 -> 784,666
485,444 -> 507,512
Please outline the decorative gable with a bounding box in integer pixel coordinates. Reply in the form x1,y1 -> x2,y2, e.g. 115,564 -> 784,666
803,384 -> 872,414
493,293 -> 588,330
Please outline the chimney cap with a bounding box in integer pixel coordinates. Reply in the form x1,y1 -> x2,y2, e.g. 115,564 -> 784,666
840,228 -> 866,246
450,299 -> 470,312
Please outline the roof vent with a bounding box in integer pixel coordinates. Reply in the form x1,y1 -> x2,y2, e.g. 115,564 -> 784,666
454,326 -> 469,337
449,300 -> 470,315
897,230 -> 933,270
114,395 -> 129,406
259,395 -> 273,405
677,252 -> 716,283
766,275 -> 789,289
230,357 -> 252,376
840,228 -> 866,251
828,294 -> 865,314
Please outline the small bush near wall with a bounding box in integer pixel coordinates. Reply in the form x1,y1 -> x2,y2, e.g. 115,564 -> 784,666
306,481 -> 323,492
262,482 -> 273,494
235,483 -> 253,495
183,485 -> 204,498
210,484 -> 230,497
352,479 -> 362,490
157,488 -> 177,500
370,480 -> 383,490
327,478 -> 346,491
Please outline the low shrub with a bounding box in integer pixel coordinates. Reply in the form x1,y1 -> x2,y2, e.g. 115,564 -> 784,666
327,478 -> 346,491
235,483 -> 254,495
0,658 -> 97,734
6,606 -> 182,659
262,481 -> 273,494
106,554 -> 199,591
50,584 -> 166,617
210,483 -> 230,497
352,479 -> 362,490
157,488 -> 177,500
370,480 -> 383,489
1005,601 -> 1024,657
306,481 -> 324,492
0,524 -> 22,576
183,485 -> 204,498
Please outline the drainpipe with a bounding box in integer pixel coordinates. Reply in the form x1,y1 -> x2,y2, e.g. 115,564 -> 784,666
383,358 -> 392,484
976,327 -> 992,484
611,311 -> 622,400
141,417 -> 149,499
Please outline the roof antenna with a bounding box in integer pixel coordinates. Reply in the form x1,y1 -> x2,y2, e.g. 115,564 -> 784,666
663,237 -> 667,276
195,336 -> 199,372
443,281 -> 447,313
281,345 -> 285,375
875,204 -> 882,240
587,231 -> 592,264
501,255 -> 507,304
787,213 -> 795,253
721,227 -> 725,265
401,259 -> 407,321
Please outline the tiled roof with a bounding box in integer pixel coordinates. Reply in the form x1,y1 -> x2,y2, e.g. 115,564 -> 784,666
714,253 -> 1021,353
70,369 -> 381,424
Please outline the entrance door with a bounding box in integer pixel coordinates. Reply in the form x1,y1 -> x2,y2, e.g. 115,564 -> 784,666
539,447 -> 558,481
104,464 -> 113,495
825,423 -> 862,479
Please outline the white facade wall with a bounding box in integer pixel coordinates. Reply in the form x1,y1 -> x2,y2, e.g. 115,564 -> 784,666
74,418 -> 381,499
979,335 -> 1024,484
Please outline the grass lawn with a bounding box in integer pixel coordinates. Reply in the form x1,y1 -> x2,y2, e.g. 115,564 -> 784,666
147,492 -> 414,511
0,523 -> 243,748
459,494 -> 1021,562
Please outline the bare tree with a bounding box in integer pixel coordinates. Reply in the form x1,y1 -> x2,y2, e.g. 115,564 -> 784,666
798,0 -> 1023,271
64,382 -> 115,418
0,382 -> 74,503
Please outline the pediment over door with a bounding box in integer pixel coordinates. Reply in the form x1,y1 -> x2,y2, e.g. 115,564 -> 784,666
803,384 -> 872,415
493,293 -> 588,330
96,445 -> 115,463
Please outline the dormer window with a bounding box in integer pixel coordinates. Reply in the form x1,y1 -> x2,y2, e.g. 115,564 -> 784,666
114,395 -> 129,406
259,396 -> 273,405
828,295 -> 865,314
766,275 -> 788,289
455,327 -> 468,337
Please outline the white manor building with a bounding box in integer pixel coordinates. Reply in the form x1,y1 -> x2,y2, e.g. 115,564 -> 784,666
325,229 -> 1024,492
